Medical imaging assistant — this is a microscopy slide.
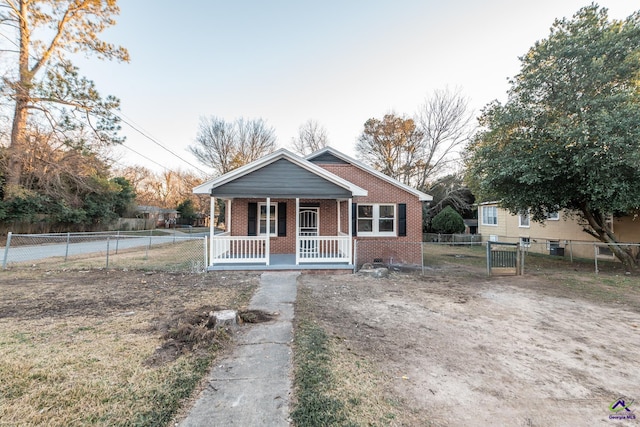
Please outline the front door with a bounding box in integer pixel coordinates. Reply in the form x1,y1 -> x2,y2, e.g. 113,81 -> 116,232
299,208 -> 319,255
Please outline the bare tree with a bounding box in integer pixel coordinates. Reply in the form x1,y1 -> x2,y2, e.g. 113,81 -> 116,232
291,119 -> 329,155
189,117 -> 277,176
414,88 -> 474,190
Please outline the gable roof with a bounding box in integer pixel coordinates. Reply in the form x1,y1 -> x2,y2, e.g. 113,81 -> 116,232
193,148 -> 367,198
306,147 -> 433,202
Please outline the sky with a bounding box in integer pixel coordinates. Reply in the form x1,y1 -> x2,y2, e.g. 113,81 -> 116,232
72,0 -> 639,176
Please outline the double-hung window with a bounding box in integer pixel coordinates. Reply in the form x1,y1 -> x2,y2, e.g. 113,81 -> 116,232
481,206 -> 498,226
519,211 -> 530,228
258,203 -> 277,236
357,204 -> 396,236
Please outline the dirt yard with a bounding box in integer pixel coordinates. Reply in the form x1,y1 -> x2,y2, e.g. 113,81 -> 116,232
298,253 -> 640,426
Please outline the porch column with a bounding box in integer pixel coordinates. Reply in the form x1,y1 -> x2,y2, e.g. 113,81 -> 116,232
295,198 -> 300,265
348,198 -> 353,264
265,197 -> 270,265
210,195 -> 215,266
337,199 -> 341,234
227,199 -> 232,234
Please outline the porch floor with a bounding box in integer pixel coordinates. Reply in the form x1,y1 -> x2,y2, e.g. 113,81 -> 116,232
207,254 -> 354,272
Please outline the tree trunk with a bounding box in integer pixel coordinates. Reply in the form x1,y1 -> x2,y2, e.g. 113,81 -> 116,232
580,205 -> 639,271
6,98 -> 29,193
5,0 -> 32,198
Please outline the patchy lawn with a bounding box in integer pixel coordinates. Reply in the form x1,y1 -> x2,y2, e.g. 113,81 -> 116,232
293,246 -> 640,426
0,268 -> 259,426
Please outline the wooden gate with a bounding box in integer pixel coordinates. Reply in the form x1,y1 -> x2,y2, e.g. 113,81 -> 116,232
486,241 -> 523,276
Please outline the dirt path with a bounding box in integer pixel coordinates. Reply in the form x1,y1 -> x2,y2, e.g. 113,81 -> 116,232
299,272 -> 640,426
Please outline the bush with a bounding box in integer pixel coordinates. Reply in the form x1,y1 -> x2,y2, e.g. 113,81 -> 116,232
431,206 -> 465,234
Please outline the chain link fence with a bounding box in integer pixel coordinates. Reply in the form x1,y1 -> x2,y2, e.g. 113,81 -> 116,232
353,238 -> 639,277
422,236 -> 639,275
2,230 -> 208,273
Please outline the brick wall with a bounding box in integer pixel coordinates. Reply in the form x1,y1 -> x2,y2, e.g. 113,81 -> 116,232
320,163 -> 424,266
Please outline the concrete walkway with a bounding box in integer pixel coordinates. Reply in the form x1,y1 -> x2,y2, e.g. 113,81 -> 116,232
180,271 -> 299,427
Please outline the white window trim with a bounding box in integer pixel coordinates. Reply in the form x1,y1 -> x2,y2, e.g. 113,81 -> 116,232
258,202 -> 277,236
357,203 -> 396,237
481,206 -> 498,226
518,212 -> 530,228
546,212 -> 559,221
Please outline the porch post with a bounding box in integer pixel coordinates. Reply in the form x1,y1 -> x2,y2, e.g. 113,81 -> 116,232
265,197 -> 270,265
295,198 -> 300,265
210,195 -> 215,266
348,198 -> 353,264
227,199 -> 232,234
337,199 -> 341,234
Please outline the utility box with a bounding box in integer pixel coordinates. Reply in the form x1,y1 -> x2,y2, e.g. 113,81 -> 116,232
549,247 -> 565,256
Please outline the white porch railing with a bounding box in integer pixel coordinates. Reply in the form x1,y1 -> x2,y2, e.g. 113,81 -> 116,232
298,235 -> 351,263
211,233 -> 268,264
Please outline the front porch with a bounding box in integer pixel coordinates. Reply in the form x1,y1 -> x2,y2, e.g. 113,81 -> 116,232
208,197 -> 354,269
193,149 -> 369,271
207,253 -> 354,272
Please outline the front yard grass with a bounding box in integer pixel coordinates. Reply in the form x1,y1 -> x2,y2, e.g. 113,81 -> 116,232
0,269 -> 258,426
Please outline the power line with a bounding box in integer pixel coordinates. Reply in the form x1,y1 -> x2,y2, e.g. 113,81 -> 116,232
115,112 -> 209,175
115,142 -> 169,171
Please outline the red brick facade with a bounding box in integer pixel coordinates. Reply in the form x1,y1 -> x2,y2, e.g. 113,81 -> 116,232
322,163 -> 424,266
225,163 -> 424,266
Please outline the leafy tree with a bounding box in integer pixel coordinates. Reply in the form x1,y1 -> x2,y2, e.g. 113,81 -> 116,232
291,119 -> 329,155
466,5 -> 640,269
356,89 -> 473,190
356,113 -> 424,186
189,117 -> 277,176
431,206 -> 465,234
0,0 -> 129,198
176,199 -> 196,224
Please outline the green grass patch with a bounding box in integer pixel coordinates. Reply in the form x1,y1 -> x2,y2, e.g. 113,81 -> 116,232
291,320 -> 355,427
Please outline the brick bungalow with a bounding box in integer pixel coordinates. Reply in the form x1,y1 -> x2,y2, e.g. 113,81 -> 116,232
193,147 -> 431,271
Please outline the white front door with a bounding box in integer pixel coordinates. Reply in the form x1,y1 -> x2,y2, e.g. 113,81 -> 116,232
299,208 -> 319,255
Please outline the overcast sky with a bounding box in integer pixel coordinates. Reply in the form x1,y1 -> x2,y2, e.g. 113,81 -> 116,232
73,0 -> 639,175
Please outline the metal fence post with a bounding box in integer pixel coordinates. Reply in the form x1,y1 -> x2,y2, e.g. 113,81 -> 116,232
106,237 -> 110,269
146,230 -> 152,260
486,240 -> 492,276
421,242 -> 425,275
115,230 -> 120,255
594,244 -> 599,274
2,232 -> 12,270
65,232 -> 70,261
203,236 -> 208,271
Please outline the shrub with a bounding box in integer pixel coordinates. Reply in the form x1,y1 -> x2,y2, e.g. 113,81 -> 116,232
431,206 -> 465,234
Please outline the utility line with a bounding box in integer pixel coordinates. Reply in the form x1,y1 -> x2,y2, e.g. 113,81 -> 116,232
115,112 -> 209,175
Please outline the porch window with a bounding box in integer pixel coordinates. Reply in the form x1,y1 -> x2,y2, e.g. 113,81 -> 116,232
357,204 -> 395,236
258,203 -> 277,236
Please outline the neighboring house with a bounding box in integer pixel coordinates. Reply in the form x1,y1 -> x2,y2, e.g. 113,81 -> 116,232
136,206 -> 179,228
193,147 -> 432,271
478,202 -> 640,259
